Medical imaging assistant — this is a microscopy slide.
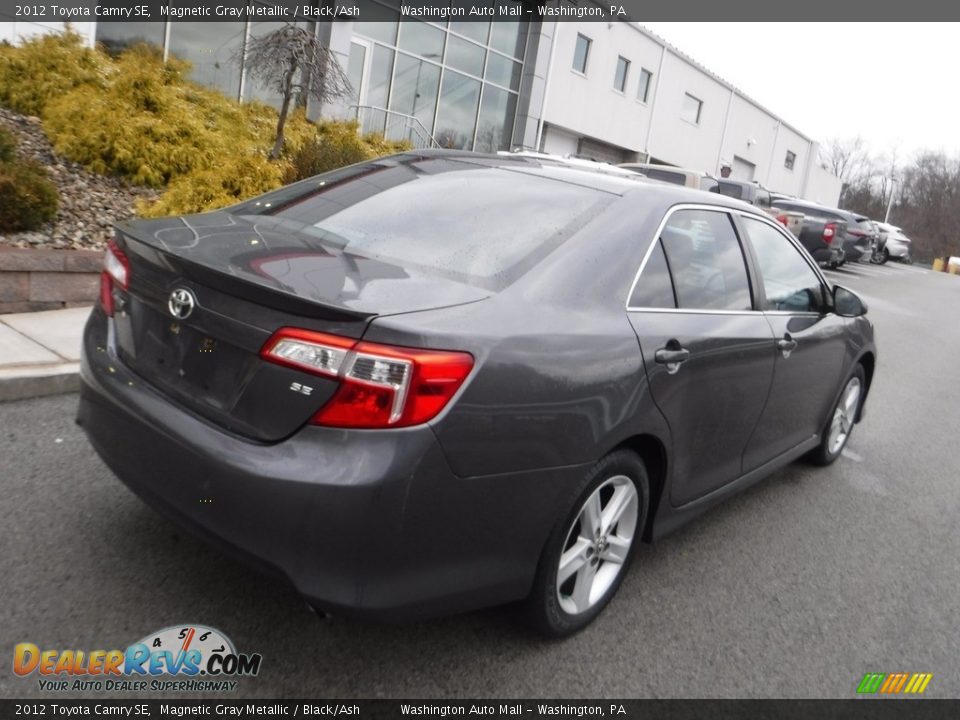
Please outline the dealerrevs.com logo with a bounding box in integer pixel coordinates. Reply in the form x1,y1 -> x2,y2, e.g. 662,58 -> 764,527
13,624 -> 262,692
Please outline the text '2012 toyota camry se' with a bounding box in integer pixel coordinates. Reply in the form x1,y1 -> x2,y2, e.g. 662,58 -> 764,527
77,150 -> 875,636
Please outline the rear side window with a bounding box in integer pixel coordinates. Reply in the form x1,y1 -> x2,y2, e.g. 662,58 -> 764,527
629,240 -> 675,308
658,210 -> 753,311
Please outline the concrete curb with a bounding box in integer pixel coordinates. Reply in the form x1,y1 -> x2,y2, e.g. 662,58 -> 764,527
0,305 -> 90,403
0,363 -> 80,402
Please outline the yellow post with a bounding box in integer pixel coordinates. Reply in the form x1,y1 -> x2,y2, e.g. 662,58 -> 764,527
933,258 -> 945,272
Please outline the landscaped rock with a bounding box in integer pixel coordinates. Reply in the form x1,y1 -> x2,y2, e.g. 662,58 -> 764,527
0,107 -> 158,251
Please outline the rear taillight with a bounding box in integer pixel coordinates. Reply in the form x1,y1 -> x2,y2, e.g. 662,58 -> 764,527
776,214 -> 789,227
99,239 -> 130,316
261,328 -> 474,429
822,223 -> 836,244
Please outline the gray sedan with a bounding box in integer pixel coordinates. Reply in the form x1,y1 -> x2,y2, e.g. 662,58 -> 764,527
78,150 -> 876,636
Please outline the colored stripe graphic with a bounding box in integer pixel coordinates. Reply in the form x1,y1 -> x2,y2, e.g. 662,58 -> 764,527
857,673 -> 885,694
857,672 -> 932,695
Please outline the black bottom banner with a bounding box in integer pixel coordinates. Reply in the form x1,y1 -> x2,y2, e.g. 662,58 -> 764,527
3,699 -> 959,720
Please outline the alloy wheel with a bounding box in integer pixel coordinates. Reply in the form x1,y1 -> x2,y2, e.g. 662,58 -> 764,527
827,377 -> 862,455
556,475 -> 638,615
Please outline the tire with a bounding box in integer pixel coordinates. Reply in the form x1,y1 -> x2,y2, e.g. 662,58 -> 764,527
525,450 -> 649,637
881,248 -> 890,264
807,364 -> 866,466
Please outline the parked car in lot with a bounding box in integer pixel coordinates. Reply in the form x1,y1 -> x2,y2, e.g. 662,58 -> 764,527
716,179 -> 804,237
770,197 -> 848,267
619,162 -> 720,192
842,212 -> 880,263
875,222 -> 913,262
78,150 -> 876,636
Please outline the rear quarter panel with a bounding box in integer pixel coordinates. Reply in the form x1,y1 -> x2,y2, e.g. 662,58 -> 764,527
365,192 -> 675,480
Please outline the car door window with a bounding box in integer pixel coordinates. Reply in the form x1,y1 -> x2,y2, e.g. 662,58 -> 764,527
659,209 -> 753,311
629,239 -> 676,308
742,217 -> 824,312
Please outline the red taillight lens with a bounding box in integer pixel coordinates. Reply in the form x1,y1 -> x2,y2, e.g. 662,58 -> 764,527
99,240 -> 130,316
99,272 -> 114,316
776,214 -> 789,227
261,328 -> 474,429
104,239 -> 130,289
822,223 -> 836,244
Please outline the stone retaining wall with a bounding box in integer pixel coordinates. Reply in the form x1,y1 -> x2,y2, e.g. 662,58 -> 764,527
0,248 -> 102,314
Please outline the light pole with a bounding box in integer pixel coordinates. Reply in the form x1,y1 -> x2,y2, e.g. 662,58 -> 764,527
884,177 -> 899,224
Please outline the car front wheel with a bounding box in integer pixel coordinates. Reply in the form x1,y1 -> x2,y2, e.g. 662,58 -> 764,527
525,450 -> 649,637
808,364 -> 865,466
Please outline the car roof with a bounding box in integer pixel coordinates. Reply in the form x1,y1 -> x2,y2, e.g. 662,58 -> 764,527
388,149 -> 767,216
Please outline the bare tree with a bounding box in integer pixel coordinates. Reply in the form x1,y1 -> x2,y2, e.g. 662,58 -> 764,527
242,24 -> 350,160
820,136 -> 878,205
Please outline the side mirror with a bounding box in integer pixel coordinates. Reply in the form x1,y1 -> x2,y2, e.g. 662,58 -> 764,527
833,285 -> 867,317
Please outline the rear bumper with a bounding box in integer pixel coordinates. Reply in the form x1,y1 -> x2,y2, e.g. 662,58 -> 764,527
842,239 -> 871,262
810,246 -> 843,264
77,308 -> 578,621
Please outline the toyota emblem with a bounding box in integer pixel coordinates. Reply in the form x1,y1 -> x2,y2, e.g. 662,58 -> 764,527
168,288 -> 196,320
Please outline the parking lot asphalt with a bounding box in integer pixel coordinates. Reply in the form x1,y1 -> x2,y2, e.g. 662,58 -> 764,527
1,259 -> 958,700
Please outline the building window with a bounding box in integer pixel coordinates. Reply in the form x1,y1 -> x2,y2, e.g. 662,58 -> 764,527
353,17 -> 525,153
785,150 -> 797,170
613,56 -> 630,93
167,22 -> 247,100
637,68 -> 653,103
681,92 -> 703,125
95,22 -> 165,55
572,34 -> 591,74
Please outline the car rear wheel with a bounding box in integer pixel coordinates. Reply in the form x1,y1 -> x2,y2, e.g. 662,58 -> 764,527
807,364 -> 865,466
525,450 -> 649,637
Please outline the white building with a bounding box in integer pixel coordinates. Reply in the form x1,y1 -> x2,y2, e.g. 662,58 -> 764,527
0,12 -> 842,204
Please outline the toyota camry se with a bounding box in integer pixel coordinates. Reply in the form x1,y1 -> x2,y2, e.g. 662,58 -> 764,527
77,151 -> 875,636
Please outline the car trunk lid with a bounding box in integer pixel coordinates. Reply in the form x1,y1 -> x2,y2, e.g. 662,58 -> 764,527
109,213 -> 489,442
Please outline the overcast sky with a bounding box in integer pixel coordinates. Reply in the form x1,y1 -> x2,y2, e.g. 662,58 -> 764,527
641,23 -> 957,161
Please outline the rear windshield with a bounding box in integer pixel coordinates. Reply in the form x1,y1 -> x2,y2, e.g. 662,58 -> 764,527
642,168 -> 686,185
716,182 -> 745,200
236,159 -> 613,290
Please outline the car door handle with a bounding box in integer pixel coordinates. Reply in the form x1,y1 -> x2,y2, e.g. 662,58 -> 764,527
777,335 -> 798,358
655,346 -> 690,374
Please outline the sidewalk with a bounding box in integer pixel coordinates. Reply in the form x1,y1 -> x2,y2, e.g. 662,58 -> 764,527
0,306 -> 91,402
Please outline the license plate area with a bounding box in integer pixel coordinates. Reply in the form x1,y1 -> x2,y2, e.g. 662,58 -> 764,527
118,302 -> 253,413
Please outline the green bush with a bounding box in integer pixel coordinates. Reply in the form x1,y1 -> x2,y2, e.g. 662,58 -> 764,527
44,47 -> 285,187
0,31 -> 107,116
137,153 -> 284,218
0,126 -> 15,163
0,159 -> 59,232
1,34 -> 411,218
284,121 -> 411,184
286,121 -> 372,182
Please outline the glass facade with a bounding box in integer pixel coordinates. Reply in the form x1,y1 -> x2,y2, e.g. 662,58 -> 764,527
167,23 -> 246,99
93,6 -> 530,152
93,19 -> 313,108
95,22 -> 166,55
352,4 -> 529,151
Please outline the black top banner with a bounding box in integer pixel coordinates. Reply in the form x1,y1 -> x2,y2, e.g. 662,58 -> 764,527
5,0 -> 960,22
